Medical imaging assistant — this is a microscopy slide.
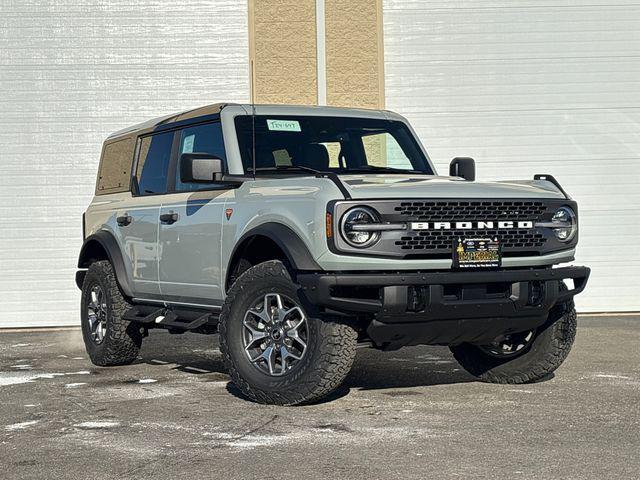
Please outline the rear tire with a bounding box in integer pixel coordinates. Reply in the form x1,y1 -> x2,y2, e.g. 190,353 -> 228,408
80,260 -> 142,366
450,296 -> 577,384
220,260 -> 357,405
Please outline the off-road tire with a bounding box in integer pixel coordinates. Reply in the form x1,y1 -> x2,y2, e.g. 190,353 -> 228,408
81,260 -> 142,366
219,260 -> 357,405
450,295 -> 577,384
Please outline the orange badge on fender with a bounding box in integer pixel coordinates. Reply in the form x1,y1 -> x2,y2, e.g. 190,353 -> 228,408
225,208 -> 233,220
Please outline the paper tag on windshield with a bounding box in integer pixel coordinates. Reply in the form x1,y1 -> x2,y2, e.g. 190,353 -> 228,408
267,119 -> 301,132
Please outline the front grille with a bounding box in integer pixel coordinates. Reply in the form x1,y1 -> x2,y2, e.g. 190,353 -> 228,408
394,200 -> 546,221
330,198 -> 574,259
396,229 -> 546,252
390,200 -> 550,256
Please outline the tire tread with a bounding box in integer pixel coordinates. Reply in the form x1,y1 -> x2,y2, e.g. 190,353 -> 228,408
451,300 -> 577,384
81,260 -> 141,366
219,260 -> 357,405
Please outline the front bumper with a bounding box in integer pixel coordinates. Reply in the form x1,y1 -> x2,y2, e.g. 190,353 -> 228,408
297,266 -> 590,349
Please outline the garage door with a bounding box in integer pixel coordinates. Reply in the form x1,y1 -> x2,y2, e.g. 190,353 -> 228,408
0,1 -> 249,327
383,0 -> 640,312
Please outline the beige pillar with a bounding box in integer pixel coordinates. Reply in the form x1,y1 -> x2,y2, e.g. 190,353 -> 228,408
325,0 -> 385,109
249,0 -> 385,108
249,0 -> 318,105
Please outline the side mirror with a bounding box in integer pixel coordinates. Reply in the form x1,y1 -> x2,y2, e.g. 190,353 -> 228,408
180,153 -> 223,183
449,157 -> 475,181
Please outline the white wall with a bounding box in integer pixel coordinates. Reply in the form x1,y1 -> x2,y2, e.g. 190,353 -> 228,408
0,0 -> 249,327
384,0 -> 640,312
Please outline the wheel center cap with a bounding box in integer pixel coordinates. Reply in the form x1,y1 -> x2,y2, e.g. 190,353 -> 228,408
271,327 -> 283,340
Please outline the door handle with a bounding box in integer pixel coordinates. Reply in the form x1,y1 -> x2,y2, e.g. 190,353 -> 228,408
117,215 -> 132,227
160,212 -> 179,224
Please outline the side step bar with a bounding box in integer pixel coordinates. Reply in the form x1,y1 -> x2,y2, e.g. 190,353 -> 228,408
123,307 -> 165,324
123,306 -> 218,333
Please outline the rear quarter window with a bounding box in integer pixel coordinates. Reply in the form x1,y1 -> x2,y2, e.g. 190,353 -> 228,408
96,137 -> 134,195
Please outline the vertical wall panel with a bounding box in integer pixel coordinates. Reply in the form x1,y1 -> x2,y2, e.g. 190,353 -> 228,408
325,0 -> 385,108
0,0 -> 249,327
249,0 -> 317,105
383,0 -> 640,312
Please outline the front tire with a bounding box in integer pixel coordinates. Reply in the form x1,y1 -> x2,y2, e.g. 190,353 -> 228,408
80,260 -> 142,366
450,298 -> 577,384
219,260 -> 357,405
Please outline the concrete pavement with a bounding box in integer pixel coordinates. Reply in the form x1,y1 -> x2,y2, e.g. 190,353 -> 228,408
1,315 -> 638,479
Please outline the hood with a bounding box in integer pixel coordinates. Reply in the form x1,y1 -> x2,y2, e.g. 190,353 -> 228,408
337,174 -> 566,200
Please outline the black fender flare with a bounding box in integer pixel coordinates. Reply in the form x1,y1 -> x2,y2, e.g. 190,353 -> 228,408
77,230 -> 133,298
228,223 -> 321,275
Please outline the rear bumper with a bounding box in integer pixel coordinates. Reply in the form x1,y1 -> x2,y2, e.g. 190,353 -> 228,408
297,266 -> 590,349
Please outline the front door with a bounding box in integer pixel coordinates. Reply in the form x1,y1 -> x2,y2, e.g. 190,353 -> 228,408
158,191 -> 229,305
157,121 -> 230,307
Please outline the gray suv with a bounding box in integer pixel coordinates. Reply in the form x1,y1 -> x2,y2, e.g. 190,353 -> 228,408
77,103 -> 590,405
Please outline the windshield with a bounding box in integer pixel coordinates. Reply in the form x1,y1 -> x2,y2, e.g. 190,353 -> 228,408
234,115 -> 434,175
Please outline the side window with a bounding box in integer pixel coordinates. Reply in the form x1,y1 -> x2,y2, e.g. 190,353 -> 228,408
362,132 -> 413,170
136,131 -> 174,195
176,122 -> 226,191
96,138 -> 134,194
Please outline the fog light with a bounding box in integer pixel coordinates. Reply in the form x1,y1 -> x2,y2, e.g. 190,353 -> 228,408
528,281 -> 544,306
407,286 -> 427,312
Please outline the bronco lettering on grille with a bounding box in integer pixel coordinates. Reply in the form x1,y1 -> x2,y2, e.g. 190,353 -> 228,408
410,221 -> 534,230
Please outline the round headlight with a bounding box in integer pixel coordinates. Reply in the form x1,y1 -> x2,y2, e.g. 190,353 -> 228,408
340,207 -> 381,248
552,207 -> 577,242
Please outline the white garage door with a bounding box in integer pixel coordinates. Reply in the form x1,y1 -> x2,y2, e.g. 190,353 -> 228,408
0,1 -> 249,327
384,0 -> 640,312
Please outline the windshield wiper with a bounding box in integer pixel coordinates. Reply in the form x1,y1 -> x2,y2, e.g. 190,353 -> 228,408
345,165 -> 427,174
247,165 -> 324,175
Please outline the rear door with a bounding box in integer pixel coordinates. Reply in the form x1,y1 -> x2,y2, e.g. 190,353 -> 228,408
116,130 -> 175,298
157,121 -> 231,306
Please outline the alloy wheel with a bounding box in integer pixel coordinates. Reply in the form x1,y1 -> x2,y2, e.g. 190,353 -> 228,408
479,330 -> 535,357
87,285 -> 107,344
242,293 -> 308,376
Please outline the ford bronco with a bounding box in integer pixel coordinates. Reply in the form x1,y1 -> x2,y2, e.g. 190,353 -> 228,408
77,103 -> 590,405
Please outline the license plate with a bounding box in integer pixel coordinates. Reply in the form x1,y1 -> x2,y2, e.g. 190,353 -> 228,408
453,237 -> 501,269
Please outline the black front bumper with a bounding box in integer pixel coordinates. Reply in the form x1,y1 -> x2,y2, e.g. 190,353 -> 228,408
297,266 -> 590,349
